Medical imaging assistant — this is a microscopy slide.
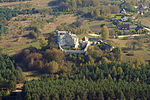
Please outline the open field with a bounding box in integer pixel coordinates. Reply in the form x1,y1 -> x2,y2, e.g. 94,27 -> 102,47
140,17 -> 150,27
0,1 -> 29,6
23,71 -> 40,81
88,20 -> 112,32
0,0 -> 54,8
3,41 -> 40,55
112,38 -> 150,62
0,13 -> 77,55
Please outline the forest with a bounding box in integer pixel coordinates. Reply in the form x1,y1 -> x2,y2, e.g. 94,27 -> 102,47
23,79 -> 150,100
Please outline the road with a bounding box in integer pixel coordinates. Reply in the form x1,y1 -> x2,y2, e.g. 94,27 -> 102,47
88,34 -> 101,37
118,27 -> 150,38
144,27 -> 150,34
118,34 -> 144,38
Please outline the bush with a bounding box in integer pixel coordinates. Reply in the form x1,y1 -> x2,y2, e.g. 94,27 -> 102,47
96,16 -> 105,20
44,61 -> 59,74
29,31 -> 38,39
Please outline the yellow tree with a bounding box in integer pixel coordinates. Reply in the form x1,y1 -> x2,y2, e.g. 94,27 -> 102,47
45,48 -> 64,64
72,0 -> 77,10
45,61 -> 59,74
92,0 -> 100,7
40,37 -> 47,48
95,8 -> 100,17
101,25 -> 109,40
117,67 -> 123,74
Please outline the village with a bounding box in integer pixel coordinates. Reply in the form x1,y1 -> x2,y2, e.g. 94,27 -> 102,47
53,1 -> 150,54
112,2 -> 150,36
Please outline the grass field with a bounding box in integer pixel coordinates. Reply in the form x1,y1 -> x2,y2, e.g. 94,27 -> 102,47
112,38 -> 150,62
4,41 -> 40,55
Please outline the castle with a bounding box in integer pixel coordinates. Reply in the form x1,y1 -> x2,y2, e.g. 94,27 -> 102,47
55,30 -> 79,48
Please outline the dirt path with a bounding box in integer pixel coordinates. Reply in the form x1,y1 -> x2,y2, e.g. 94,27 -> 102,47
88,34 -> 101,37
144,27 -> 150,34
12,83 -> 24,93
118,34 -> 145,38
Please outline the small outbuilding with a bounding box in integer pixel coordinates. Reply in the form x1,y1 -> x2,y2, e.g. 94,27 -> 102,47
82,36 -> 88,41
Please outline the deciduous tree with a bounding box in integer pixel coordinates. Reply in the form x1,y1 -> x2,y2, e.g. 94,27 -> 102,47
101,25 -> 109,40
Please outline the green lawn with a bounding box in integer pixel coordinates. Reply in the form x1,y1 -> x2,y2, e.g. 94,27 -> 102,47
4,41 -> 40,55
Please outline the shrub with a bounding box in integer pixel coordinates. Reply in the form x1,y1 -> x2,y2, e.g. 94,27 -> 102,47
96,16 -> 105,20
29,31 -> 38,39
44,61 -> 59,74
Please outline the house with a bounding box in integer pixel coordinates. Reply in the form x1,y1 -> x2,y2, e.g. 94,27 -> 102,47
120,9 -> 126,14
121,16 -> 128,22
80,36 -> 89,48
139,11 -> 144,15
82,36 -> 88,41
135,26 -> 144,32
99,41 -> 114,51
139,4 -> 144,10
55,30 -> 79,48
130,25 -> 137,29
118,24 -> 130,30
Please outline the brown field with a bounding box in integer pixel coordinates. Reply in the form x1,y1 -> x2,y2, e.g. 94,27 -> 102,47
0,0 -> 54,8
0,13 -> 77,55
0,1 -> 29,6
140,17 -> 150,27
90,25 -> 101,32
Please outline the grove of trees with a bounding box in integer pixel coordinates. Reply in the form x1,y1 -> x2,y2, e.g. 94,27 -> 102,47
0,54 -> 23,96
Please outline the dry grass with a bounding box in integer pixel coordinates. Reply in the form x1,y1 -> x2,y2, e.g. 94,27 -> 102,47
42,14 -> 77,34
0,13 -> 77,55
30,0 -> 54,8
23,71 -> 40,81
3,41 -> 40,55
0,1 -> 29,6
140,17 -> 150,27
0,0 -> 54,8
